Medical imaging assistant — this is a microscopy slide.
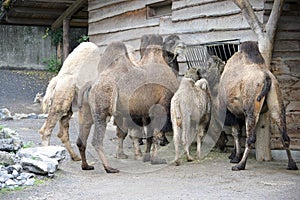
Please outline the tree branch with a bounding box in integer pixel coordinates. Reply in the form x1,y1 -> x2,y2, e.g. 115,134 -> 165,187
232,0 -> 263,36
266,0 -> 284,38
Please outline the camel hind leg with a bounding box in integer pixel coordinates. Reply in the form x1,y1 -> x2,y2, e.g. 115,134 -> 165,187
77,103 -> 94,170
173,121 -> 181,166
232,97 -> 264,171
57,108 -> 81,161
267,78 -> 298,170
92,112 -> 119,173
115,126 -> 129,159
39,111 -> 62,146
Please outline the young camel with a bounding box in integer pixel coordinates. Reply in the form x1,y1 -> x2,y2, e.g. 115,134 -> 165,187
171,72 -> 211,166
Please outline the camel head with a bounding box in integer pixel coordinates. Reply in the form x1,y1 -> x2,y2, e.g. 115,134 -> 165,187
140,34 -> 163,58
34,92 -> 43,104
184,67 -> 201,82
163,34 -> 186,56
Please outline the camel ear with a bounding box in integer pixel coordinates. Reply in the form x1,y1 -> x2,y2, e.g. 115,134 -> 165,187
195,79 -> 208,90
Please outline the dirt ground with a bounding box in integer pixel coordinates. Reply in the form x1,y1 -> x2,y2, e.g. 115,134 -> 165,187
0,69 -> 299,199
1,114 -> 300,200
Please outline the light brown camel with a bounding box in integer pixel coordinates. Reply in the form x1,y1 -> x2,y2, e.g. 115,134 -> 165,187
76,37 -> 179,173
38,42 -> 102,161
218,41 -> 298,171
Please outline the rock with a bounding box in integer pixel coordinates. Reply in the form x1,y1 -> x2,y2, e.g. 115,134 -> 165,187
0,151 -> 17,166
0,108 -> 13,121
5,178 -> 17,186
0,127 -> 23,152
24,177 -> 35,186
18,146 -> 66,175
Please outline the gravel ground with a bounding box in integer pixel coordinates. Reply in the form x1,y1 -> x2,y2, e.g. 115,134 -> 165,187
0,69 -> 56,114
0,69 -> 300,200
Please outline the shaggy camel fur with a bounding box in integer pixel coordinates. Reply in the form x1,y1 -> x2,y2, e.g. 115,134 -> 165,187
38,42 -> 101,161
115,34 -> 184,159
218,41 -> 298,171
171,75 -> 211,166
77,39 -> 179,173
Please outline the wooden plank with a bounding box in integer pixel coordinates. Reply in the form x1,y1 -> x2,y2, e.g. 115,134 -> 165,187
271,138 -> 300,150
88,0 -> 128,11
276,31 -> 300,40
51,0 -> 86,30
274,40 -> 300,52
89,0 -> 165,21
89,26 -> 160,48
173,0 -> 263,11
159,12 -> 263,35
89,8 -> 159,35
159,29 -> 256,45
273,51 -> 300,60
172,1 -> 262,22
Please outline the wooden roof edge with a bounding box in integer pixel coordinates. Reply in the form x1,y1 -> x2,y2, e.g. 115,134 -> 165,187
51,0 -> 87,30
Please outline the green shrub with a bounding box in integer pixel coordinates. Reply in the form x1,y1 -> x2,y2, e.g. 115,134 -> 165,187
43,56 -> 62,73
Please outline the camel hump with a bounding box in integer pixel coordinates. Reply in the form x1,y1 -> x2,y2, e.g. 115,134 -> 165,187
240,41 -> 265,64
257,74 -> 272,102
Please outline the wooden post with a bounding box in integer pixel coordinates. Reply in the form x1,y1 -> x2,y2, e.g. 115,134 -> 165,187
255,112 -> 272,161
63,18 -> 70,61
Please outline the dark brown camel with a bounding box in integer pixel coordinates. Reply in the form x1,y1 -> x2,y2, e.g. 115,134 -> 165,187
77,39 -> 178,173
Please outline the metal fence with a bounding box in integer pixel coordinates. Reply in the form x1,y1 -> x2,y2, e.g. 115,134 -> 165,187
185,39 -> 240,69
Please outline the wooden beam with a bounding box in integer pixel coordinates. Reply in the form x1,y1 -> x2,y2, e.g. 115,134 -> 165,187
51,0 -> 86,30
63,18 -> 70,61
13,7 -> 64,16
5,16 -> 54,26
27,0 -> 75,3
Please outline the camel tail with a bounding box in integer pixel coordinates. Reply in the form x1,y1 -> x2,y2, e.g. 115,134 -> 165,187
78,81 -> 92,109
173,101 -> 182,128
257,74 -> 271,102
42,77 -> 58,113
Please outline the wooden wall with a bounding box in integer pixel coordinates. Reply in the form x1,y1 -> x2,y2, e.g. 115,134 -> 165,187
88,0 -> 300,150
267,0 -> 300,150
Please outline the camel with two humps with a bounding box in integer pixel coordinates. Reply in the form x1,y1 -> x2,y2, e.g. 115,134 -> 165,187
218,41 -> 298,171
115,34 -> 185,159
38,42 -> 102,161
76,37 -> 179,173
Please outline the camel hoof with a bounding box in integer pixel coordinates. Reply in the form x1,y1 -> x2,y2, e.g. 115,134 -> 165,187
175,160 -> 181,166
82,165 -> 94,170
288,161 -> 298,170
159,137 -> 169,146
232,164 -> 245,171
71,155 -> 82,161
230,156 -> 241,163
116,152 -> 128,159
104,166 -> 119,173
143,153 -> 151,162
151,158 -> 167,165
187,156 -> 194,162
